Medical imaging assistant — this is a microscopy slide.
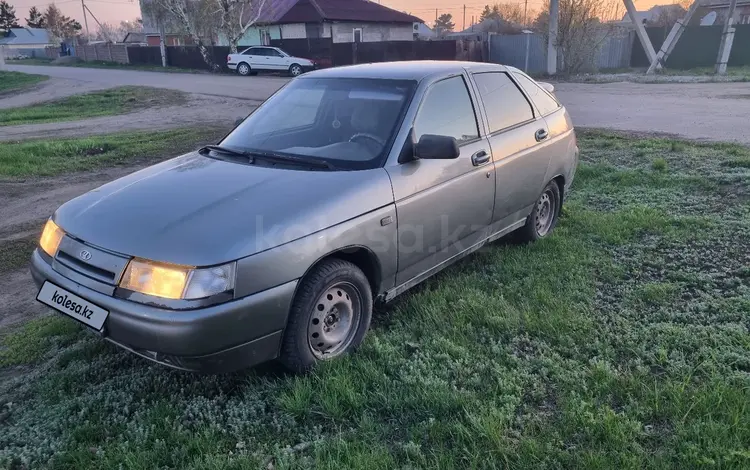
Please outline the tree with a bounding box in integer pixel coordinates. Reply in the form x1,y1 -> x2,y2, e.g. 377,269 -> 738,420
0,0 -> 21,32
216,0 -> 267,54
479,3 -> 525,24
44,4 -> 82,40
650,5 -> 687,28
434,13 -> 455,34
26,6 -> 45,28
535,0 -> 622,73
155,0 -> 219,70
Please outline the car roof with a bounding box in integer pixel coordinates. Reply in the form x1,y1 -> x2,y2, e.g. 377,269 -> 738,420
302,61 -> 511,81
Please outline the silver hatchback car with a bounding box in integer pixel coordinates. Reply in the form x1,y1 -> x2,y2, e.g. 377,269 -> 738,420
32,61 -> 578,373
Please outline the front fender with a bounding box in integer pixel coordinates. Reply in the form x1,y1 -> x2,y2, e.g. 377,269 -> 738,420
234,205 -> 398,299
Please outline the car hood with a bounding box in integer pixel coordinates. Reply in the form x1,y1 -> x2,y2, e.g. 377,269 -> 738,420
54,153 -> 394,266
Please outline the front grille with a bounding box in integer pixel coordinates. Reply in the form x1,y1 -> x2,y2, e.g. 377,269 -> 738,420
54,236 -> 130,288
57,251 -> 117,283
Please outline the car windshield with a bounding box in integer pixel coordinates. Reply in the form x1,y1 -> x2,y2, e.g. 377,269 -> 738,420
220,77 -> 417,170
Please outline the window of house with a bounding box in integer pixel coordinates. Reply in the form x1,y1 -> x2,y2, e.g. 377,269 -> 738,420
353,28 -> 363,43
260,29 -> 271,45
512,72 -> 560,116
414,76 -> 479,144
472,72 -> 534,133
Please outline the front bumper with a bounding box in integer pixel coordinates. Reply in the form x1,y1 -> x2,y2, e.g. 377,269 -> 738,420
31,249 -> 297,373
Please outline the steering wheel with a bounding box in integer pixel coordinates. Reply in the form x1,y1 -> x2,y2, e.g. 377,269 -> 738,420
349,133 -> 385,147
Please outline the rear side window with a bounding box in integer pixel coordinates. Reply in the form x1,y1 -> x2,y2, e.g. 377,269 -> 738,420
472,72 -> 534,133
414,76 -> 479,144
513,72 -> 561,116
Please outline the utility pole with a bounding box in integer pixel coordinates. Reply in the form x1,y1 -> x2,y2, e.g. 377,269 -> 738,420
524,0 -> 528,26
646,0 -> 701,74
463,4 -> 466,31
81,0 -> 90,37
547,0 -> 559,74
715,0 -> 738,74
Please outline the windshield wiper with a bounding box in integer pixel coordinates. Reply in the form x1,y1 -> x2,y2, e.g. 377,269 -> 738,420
244,149 -> 335,170
198,145 -> 254,162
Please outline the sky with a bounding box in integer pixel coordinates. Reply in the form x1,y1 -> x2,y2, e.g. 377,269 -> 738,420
6,0 -> 664,32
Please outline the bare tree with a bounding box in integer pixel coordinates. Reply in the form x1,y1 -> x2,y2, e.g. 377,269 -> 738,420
535,0 -> 622,73
650,4 -> 687,28
153,0 -> 219,70
215,0 -> 266,53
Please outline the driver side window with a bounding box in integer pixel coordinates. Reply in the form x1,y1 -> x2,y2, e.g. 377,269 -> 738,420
414,76 -> 479,145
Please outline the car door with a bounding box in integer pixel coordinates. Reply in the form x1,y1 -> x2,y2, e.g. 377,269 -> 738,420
243,47 -> 262,69
263,48 -> 287,70
387,74 -> 495,286
470,71 -> 553,226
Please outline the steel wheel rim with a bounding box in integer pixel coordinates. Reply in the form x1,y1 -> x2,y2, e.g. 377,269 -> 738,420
308,282 -> 361,359
535,189 -> 556,237
239,64 -> 249,74
291,65 -> 302,76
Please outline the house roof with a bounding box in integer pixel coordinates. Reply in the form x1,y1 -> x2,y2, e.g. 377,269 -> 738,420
257,0 -> 422,24
619,4 -> 684,23
0,28 -> 53,45
121,32 -> 146,43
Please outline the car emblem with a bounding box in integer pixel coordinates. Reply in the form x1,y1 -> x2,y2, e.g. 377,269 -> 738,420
79,250 -> 92,261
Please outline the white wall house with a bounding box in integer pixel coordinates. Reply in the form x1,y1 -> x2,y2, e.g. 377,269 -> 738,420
220,0 -> 423,47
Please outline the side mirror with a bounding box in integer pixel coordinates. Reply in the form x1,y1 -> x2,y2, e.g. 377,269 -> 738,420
415,134 -> 459,160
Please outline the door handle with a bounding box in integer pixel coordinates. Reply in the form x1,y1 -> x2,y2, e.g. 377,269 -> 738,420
535,129 -> 549,142
471,150 -> 491,166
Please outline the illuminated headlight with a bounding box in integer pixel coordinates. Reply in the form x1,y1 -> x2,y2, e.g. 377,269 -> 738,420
119,258 -> 235,300
39,219 -> 65,257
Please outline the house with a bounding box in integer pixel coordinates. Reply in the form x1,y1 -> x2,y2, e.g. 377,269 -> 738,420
413,22 -> 436,40
617,4 -> 686,26
692,0 -> 750,25
121,32 -> 147,44
0,28 -> 55,58
219,0 -> 423,47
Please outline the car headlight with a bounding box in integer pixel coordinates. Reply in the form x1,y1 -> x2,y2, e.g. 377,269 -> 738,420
39,219 -> 65,257
119,258 -> 235,300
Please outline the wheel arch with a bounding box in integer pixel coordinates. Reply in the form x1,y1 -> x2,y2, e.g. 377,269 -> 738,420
299,246 -> 382,299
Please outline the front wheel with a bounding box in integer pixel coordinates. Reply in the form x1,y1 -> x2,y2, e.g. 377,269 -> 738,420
279,259 -> 373,373
515,180 -> 561,242
289,64 -> 303,77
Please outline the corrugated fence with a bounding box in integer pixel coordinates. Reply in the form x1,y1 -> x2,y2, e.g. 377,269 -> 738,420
489,30 -> 634,73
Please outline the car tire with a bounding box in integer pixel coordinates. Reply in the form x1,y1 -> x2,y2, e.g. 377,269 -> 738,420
279,258 -> 373,373
289,63 -> 303,77
237,62 -> 251,76
516,180 -> 562,242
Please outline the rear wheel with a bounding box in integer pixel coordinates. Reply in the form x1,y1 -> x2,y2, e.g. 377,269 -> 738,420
289,64 -> 303,77
279,259 -> 372,373
516,180 -> 561,242
237,62 -> 251,76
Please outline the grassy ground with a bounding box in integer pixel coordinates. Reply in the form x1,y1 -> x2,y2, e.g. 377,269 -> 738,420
0,70 -> 48,95
8,58 -> 213,74
1,131 -> 749,469
0,86 -> 188,126
0,127 -> 224,177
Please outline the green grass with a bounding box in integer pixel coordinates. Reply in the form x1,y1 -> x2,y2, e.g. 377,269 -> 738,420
8,58 -> 212,74
1,131 -> 749,468
0,86 -> 188,126
0,237 -> 37,274
0,70 -> 48,95
0,127 -> 224,177
0,316 -> 81,367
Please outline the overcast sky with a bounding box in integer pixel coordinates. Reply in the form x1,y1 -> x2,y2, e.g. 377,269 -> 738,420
7,0 -> 658,32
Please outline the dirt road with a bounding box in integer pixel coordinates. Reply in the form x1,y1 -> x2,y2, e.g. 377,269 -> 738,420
0,90 -> 256,142
6,64 -> 750,145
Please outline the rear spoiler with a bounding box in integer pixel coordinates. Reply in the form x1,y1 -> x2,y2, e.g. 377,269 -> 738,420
538,82 -> 555,94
